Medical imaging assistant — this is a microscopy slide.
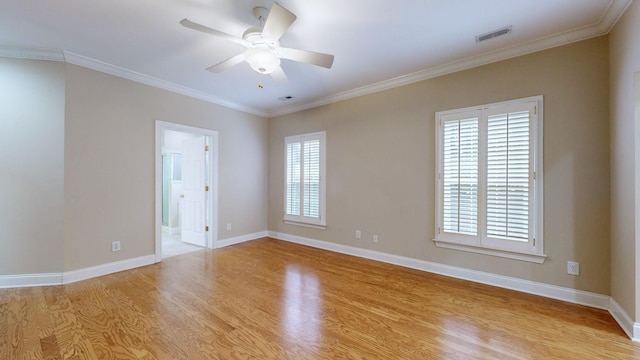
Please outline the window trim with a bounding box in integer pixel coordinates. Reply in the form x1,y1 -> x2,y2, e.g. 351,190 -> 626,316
434,96 -> 545,263
284,131 -> 327,229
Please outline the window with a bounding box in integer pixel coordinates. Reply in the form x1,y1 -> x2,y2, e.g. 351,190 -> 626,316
434,96 -> 544,263
284,131 -> 326,228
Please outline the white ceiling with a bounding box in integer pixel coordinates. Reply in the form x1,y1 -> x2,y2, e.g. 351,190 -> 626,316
0,0 -> 631,117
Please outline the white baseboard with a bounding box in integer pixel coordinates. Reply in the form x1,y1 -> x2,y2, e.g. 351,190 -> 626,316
2,255 -> 157,288
2,232 -> 637,341
217,231 -> 268,248
62,255 -> 156,284
269,232 -> 640,339
0,273 -> 63,288
268,231 -> 610,311
609,298 -> 640,342
0,230 -> 267,289
609,297 -> 635,339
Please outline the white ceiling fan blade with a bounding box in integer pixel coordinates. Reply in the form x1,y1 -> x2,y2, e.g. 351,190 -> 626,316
206,52 -> 247,73
180,18 -> 247,47
270,66 -> 288,83
279,47 -> 334,69
261,3 -> 297,41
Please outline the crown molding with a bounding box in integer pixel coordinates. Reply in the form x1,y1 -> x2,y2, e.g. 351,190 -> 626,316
267,0 -> 632,117
0,46 -> 64,61
1,0 -> 631,118
599,0 -> 634,33
0,47 -> 268,117
62,51 -> 269,117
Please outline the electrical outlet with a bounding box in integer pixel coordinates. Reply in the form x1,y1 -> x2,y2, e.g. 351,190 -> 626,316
355,230 -> 361,239
111,241 -> 121,252
226,223 -> 232,231
373,234 -> 378,243
567,261 -> 580,275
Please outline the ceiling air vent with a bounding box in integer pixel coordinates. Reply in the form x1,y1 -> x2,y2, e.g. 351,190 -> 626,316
476,26 -> 512,43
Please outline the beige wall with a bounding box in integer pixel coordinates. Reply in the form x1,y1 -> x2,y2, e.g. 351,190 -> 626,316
63,64 -> 268,271
0,58 -> 268,276
0,58 -> 65,274
0,26 -> 624,305
269,37 -> 611,294
609,0 -> 640,321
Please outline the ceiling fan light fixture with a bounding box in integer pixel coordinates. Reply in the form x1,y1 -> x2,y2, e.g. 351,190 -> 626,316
245,48 -> 280,74
181,2 -> 334,79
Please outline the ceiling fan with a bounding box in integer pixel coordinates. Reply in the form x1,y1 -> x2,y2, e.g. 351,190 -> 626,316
180,2 -> 334,82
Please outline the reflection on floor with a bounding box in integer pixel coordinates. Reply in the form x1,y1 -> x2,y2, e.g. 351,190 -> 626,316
162,231 -> 203,258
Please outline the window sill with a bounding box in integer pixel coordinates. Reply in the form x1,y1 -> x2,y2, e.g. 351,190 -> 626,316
284,220 -> 327,230
433,239 -> 547,264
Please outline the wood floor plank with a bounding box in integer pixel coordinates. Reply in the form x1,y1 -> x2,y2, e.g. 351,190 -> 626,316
1,287 -> 57,359
40,334 -> 62,360
3,238 -> 640,359
41,285 -> 99,359
0,289 -> 13,360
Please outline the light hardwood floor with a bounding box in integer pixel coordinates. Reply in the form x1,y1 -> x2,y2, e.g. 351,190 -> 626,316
1,238 -> 639,359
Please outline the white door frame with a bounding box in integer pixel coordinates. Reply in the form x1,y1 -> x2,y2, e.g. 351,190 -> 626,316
155,120 -> 219,262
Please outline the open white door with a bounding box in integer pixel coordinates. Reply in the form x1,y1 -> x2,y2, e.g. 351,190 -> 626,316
181,136 -> 207,247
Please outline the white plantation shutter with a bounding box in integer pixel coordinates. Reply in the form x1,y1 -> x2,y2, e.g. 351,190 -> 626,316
303,139 -> 320,218
284,132 -> 326,227
435,97 -> 543,261
442,117 -> 478,235
285,142 -> 301,216
486,110 -> 531,241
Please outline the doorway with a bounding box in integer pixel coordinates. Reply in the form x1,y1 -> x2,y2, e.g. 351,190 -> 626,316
155,121 -> 219,262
